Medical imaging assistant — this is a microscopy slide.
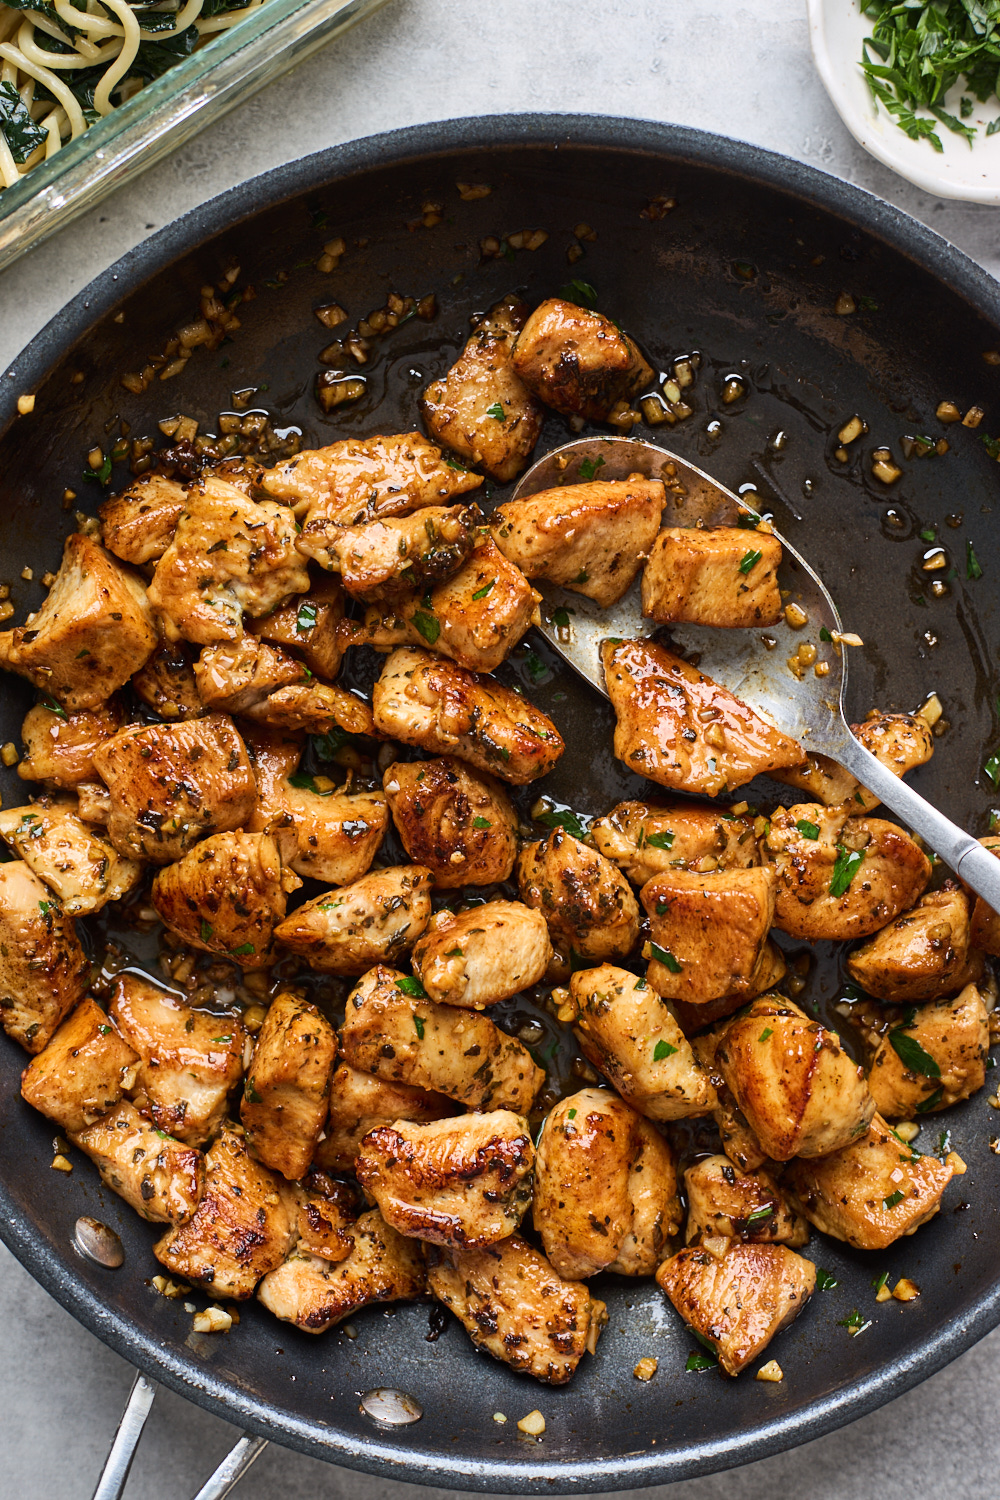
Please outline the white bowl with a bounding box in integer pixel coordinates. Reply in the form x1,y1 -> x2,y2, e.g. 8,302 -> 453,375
808,0 -> 1000,202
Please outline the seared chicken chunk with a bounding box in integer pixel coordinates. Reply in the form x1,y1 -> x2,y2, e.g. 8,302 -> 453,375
356,1110 -> 534,1248
147,476 -> 309,645
340,965 -> 543,1113
298,505 -> 476,601
669,941 -> 788,1036
867,982 -> 988,1118
155,1124 -> 293,1297
0,800 -> 141,915
421,297 -> 543,481
193,636 -> 306,715
491,478 -> 665,608
602,639 -> 803,796
641,866 -> 778,1005
717,995 -> 874,1160
383,756 -> 519,889
762,803 -> 931,941
75,1101 -> 206,1225
847,883 -> 974,1002
411,900 -> 552,1009
20,997 -> 139,1134
132,642 -> 205,721
109,972 -> 245,1145
569,964 -> 716,1120
641,526 -> 783,628
772,711 -> 935,813
373,647 -> 563,785
511,297 -> 654,420
533,1089 -> 680,1279
591,798 -> 759,887
17,699 -> 126,788
279,1172 -> 358,1263
240,680 -> 376,738
99,473 -> 187,565
970,836 -> 1000,954
92,712 -> 256,864
0,861 -> 89,1053
656,1239 -> 815,1377
248,572 -> 346,680
261,432 -> 482,526
241,991 -> 338,1180
258,1207 -> 425,1332
275,864 -> 432,973
683,1156 -> 808,1247
0,534 -> 157,710
315,1062 -> 458,1172
784,1113 -> 954,1250
151,831 -> 293,969
426,1233 -> 607,1385
517,830 -> 640,966
690,1025 -> 771,1176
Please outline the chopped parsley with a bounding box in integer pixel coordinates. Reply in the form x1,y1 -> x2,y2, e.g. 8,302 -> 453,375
523,649 -> 549,683
228,943 -> 255,957
578,455 -> 606,481
199,919 -> 214,942
413,1015 -> 425,1040
816,1268 -> 839,1292
739,548 -> 763,574
967,540 -> 983,580
296,601 -> 318,633
883,1190 -> 906,1210
411,610 -> 440,644
472,816 -> 491,829
471,579 -> 496,601
535,805 -> 589,841
745,1205 -> 774,1224
795,819 -> 820,840
653,1038 -> 678,1060
685,1351 -> 717,1373
211,1035 -> 232,1044
820,626 -> 833,642
485,402 -> 505,422
82,451 -> 113,486
889,1029 -> 940,1078
829,845 -> 864,897
444,947 -> 464,957
985,750 -> 1000,787
916,1086 -> 945,1113
650,943 -> 682,973
837,1308 -> 871,1337
552,607 -> 571,628
560,278 -> 598,309
567,1107 -> 577,1119
759,1027 -> 773,1042
645,829 -> 675,850
244,1079 -> 262,1104
397,976 -> 428,998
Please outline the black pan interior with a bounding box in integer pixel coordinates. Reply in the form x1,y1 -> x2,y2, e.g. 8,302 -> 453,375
1,117 -> 999,1492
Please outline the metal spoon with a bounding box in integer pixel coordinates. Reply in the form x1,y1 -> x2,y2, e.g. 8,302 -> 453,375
512,434 -> 1000,911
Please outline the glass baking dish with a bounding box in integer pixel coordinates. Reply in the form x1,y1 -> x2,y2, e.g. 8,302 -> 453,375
0,0 -> 390,274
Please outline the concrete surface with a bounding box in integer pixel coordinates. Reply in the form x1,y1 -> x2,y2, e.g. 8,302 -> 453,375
3,0 -> 1000,1494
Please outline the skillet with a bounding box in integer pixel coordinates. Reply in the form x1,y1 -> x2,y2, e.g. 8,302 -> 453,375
1,114 -> 999,1493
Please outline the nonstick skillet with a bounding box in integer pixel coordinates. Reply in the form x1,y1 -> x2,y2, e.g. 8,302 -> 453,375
1,115 -> 1000,1495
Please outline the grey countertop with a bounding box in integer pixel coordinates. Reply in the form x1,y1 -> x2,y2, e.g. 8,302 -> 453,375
3,1 -> 1000,1495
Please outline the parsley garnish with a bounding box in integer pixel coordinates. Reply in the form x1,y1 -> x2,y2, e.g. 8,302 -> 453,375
485,402 -> 505,422
296,601 -> 318,633
816,1269 -> 839,1291
40,693 -> 67,720
916,1086 -> 945,1113
523,649 -> 549,683
889,1029 -> 941,1078
199,919 -> 214,942
650,943 -> 682,973
83,453 -> 112,486
559,279 -> 598,309
413,1015 -> 425,1040
829,845 -> 864,897
578,455 -> 606,482
397,976 -> 427,998
245,1079 -> 262,1104
985,750 -> 1000,787
685,1351 -> 717,1372
737,510 -> 761,529
472,816 -> 491,829
567,1107 -> 577,1119
795,819 -> 820,840
411,610 -> 440,644
535,805 -> 589,841
552,607 -> 571,628
820,626 -> 833,642
837,1308 -> 871,1337
759,1027 -> 773,1042
653,1039 -> 678,1060
228,943 -> 255,957
745,1205 -> 773,1224
471,579 -> 496,601
645,829 -> 675,850
739,548 -> 763,574
883,1190 -> 906,1210
967,540 -> 983,580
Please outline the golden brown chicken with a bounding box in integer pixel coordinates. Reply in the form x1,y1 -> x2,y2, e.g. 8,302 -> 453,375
241,991 -> 338,1180
131,642 -> 205,721
278,1172 -> 358,1263
239,679 -> 376,737
17,699 -> 126,788
0,861 -> 89,1053
99,473 -> 187,564
274,864 -> 433,974
640,866 -> 778,1004
298,506 -> 476,601
866,983 -> 988,1118
151,831 -> 295,968
411,900 -> 552,1009
511,297 -> 654,420
74,1101 -> 206,1225
683,1156 -> 809,1247
970,836 -> 1000,954
689,1025 -> 772,1176
382,756 -> 519,888
771,711 -> 935,812
590,799 -> 759,886
247,572 -> 346,680
314,1062 -> 459,1172
193,635 -> 307,715
20,998 -> 139,1134
846,883 -> 975,1002
517,830 -> 640,967
0,800 -> 141,915
641,526 -> 783,628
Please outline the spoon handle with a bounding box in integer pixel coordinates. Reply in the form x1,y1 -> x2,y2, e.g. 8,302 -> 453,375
834,733 -> 1000,912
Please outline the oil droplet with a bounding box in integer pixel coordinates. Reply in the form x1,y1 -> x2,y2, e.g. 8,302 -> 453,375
360,1389 -> 423,1426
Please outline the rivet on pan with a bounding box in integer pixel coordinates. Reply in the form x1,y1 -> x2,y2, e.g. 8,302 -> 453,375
73,1215 -> 124,1269
360,1388 -> 423,1426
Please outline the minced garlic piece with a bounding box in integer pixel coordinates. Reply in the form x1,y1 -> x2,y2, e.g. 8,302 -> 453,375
945,1151 -> 967,1174
193,1307 -> 233,1334
892,1278 -> 920,1303
756,1361 -> 783,1382
517,1410 -> 546,1436
633,1358 -> 658,1382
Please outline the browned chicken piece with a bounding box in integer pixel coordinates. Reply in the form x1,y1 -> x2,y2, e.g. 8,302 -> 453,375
151,831 -> 295,969
340,965 -> 543,1112
261,432 -> 482,527
602,639 -> 803,796
783,1112 -> 954,1250
17,699 -> 126,788
491,478 -> 665,608
131,642 -> 205,721
75,782 -> 112,825
420,297 -> 543,482
241,991 -> 338,1180
383,756 -> 519,889
866,982 -> 989,1118
591,799 -> 759,887
717,994 -> 874,1160
517,830 -> 640,967
147,476 -> 309,645
372,647 -> 563,785
847,882 -> 974,1002
279,1172 -> 358,1263
193,636 -> 306,715
426,1233 -> 607,1384
356,1110 -> 534,1248
569,964 -> 716,1120
763,802 -> 932,941
74,1100 -> 206,1225
511,297 -> 654,421
109,972 -> 245,1145
641,527 -> 783,628
274,864 -> 432,974
247,572 -> 346,681
689,1025 -> 772,1175
155,1124 -> 293,1297
240,681 -> 376,738
315,1062 -> 459,1172
533,1089 -> 680,1279
683,1155 -> 809,1247
0,800 -> 141,914
668,941 -> 788,1036
771,711 -> 935,812
298,506 -> 476,602
257,1207 -> 425,1332
0,534 -> 157,711
656,1238 -> 816,1377
0,861 -> 89,1054
92,712 -> 256,864
411,900 -> 552,1009
20,997 -> 139,1134
99,473 -> 187,564
968,836 -> 1000,956
640,867 -> 778,1005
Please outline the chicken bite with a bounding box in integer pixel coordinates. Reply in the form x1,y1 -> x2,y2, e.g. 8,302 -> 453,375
193,636 -> 306,715
569,964 -> 716,1120
641,526 -> 783,628
411,900 -> 552,1009
383,756 -> 519,889
656,1238 -> 815,1377
151,831 -> 294,969
771,711 -> 935,812
99,473 -> 187,565
20,997 -> 139,1134
279,1172 -> 358,1263
970,836 -> 1000,955
491,478 -> 665,608
274,864 -> 432,974
866,982 -> 988,1118
17,699 -> 126,788
689,1024 -> 772,1176
0,534 -> 157,710
0,800 -> 141,914
602,639 -> 803,796
241,990 -> 338,1180
0,861 -> 89,1053
640,866 -> 778,1005
74,1100 -> 206,1225
340,965 -> 543,1113
426,1233 -> 607,1385
517,830 -> 640,967
511,296 -> 653,420
132,642 -> 205,721
372,647 -> 563,785
314,1062 -> 458,1172
247,572 -> 346,680
591,799 -> 759,887
683,1156 -> 808,1247
239,680 -> 376,738
847,883 -> 975,1002
298,506 -> 476,601
92,712 -> 256,864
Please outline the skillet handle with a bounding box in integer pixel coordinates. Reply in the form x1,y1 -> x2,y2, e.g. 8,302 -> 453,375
189,1433 -> 269,1500
91,1372 -> 157,1500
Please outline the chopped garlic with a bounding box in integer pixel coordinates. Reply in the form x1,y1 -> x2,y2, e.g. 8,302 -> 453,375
945,1151 -> 967,1174
892,1278 -> 920,1303
633,1357 -> 658,1382
518,1410 -> 546,1436
193,1307 -> 233,1334
755,1361 -> 783,1382
17,394 -> 35,415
